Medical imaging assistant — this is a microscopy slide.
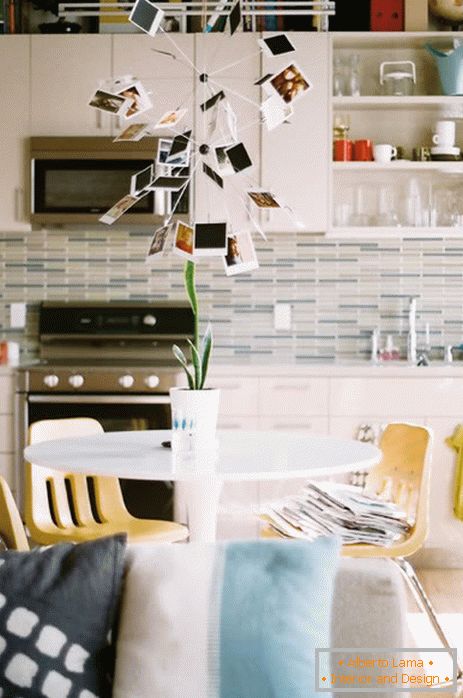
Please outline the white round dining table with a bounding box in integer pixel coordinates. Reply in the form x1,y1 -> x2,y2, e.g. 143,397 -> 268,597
24,429 -> 381,542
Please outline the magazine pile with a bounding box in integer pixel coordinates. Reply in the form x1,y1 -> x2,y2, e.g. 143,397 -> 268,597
260,481 -> 413,545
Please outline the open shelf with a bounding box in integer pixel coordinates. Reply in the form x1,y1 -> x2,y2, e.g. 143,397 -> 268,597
333,161 -> 463,172
327,226 -> 463,239
332,96 -> 463,111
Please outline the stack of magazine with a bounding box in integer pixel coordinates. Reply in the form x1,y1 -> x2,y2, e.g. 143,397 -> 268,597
260,481 -> 412,545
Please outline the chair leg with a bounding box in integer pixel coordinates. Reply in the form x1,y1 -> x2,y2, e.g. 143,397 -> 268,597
393,557 -> 463,682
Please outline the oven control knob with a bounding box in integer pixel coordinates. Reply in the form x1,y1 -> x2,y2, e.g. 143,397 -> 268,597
43,374 -> 59,388
68,374 -> 84,389
118,374 -> 135,389
142,314 -> 157,327
144,375 -> 160,389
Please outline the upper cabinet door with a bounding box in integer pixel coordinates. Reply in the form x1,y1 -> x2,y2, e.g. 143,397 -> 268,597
0,37 -> 30,232
31,36 -> 112,136
260,32 -> 329,233
193,34 -> 261,224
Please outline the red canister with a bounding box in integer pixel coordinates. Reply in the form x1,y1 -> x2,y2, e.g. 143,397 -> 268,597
333,139 -> 353,161
353,139 -> 373,161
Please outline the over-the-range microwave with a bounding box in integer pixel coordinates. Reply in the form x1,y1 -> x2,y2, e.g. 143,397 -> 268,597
30,137 -> 189,226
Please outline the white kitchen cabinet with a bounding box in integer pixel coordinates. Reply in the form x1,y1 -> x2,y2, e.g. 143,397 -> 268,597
0,37 -> 30,232
211,375 -> 259,416
330,31 -> 463,238
31,36 -> 112,136
260,32 -> 329,233
259,416 -> 329,432
259,376 -> 329,416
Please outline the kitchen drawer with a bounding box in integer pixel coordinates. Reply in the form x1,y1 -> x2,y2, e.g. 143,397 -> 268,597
330,378 -> 463,418
213,377 -> 259,416
218,416 -> 259,430
0,452 -> 14,487
259,416 -> 329,434
0,415 -> 14,453
259,377 -> 329,416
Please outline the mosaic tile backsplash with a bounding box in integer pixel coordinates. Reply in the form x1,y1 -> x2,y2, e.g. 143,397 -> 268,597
1,227 -> 463,363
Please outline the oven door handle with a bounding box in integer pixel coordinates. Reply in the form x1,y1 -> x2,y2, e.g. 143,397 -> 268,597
28,395 -> 171,405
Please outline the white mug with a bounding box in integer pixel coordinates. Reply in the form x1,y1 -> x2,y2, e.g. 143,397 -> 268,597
373,144 -> 397,163
432,120 -> 455,147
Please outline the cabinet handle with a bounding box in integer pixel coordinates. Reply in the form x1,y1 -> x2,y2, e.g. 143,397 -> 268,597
272,384 -> 311,392
14,188 -> 24,221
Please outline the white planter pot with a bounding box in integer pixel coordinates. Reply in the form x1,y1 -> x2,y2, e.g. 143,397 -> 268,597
169,387 -> 220,452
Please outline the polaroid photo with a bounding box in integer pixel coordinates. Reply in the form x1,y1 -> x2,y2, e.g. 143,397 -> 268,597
260,94 -> 293,131
114,123 -> 149,142
247,190 -> 281,208
154,108 -> 188,129
166,130 -> 191,163
156,138 -> 190,168
149,176 -> 189,191
200,90 -> 225,113
130,164 -> 154,197
173,221 -> 194,260
99,194 -> 141,225
269,63 -> 312,105
194,222 -> 227,257
254,73 -> 273,87
203,163 -> 224,189
224,142 -> 253,173
146,223 -> 171,260
129,0 -> 165,36
258,34 -> 296,57
224,231 -> 259,276
214,144 -> 235,176
114,81 -> 153,120
229,0 -> 241,35
88,89 -> 131,117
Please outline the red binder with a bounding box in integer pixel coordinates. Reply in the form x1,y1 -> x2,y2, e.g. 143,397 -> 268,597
370,0 -> 404,31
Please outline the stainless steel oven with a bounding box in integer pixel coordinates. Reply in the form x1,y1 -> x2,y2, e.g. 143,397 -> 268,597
16,301 -> 193,517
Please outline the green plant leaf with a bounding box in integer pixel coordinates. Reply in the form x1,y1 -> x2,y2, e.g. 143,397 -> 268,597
199,323 -> 213,389
187,338 -> 202,390
172,344 -> 194,389
184,261 -> 198,317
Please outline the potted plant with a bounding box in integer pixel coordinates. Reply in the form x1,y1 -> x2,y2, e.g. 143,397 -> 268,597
170,261 -> 219,450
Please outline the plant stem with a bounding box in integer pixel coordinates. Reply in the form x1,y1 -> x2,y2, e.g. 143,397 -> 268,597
184,261 -> 199,351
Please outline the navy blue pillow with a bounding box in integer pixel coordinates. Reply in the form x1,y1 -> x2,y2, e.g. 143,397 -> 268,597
0,534 -> 126,697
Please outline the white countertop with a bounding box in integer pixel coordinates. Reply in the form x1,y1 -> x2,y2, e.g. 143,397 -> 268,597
209,361 -> 463,378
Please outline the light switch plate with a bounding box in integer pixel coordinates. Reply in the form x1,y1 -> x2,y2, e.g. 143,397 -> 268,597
10,302 -> 26,329
274,303 -> 291,331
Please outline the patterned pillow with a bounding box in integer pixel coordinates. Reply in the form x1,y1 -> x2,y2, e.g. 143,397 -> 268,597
0,534 -> 126,698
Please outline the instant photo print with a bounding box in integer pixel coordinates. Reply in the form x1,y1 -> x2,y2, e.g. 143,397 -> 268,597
254,73 -> 273,87
146,224 -> 170,260
154,108 -> 188,129
115,81 -> 153,120
270,63 -> 311,104
114,123 -> 149,142
149,176 -> 189,191
259,34 -> 296,57
166,130 -> 192,163
194,223 -> 227,256
203,163 -> 224,189
130,164 -> 154,196
214,145 -> 235,176
173,221 -> 194,259
99,194 -> 141,225
229,0 -> 241,35
88,89 -> 130,117
247,190 -> 281,208
156,138 -> 190,168
224,231 -> 259,276
225,142 -> 253,173
260,95 -> 293,131
129,0 -> 165,36
200,91 -> 225,112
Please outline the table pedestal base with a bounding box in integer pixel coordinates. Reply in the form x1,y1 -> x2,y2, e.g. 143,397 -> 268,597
175,478 -> 223,542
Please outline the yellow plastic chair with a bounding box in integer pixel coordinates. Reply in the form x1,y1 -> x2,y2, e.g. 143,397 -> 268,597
262,422 -> 462,683
0,476 -> 29,551
25,418 -> 189,545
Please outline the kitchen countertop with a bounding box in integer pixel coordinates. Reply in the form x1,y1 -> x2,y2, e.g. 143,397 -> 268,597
208,361 -> 463,377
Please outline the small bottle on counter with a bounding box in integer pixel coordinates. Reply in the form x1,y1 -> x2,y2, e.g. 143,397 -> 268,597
380,335 -> 400,361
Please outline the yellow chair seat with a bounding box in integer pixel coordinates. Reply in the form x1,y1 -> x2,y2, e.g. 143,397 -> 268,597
26,418 -> 188,546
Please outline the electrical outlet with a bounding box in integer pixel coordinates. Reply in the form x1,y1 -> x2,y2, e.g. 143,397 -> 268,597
274,303 -> 291,331
10,303 -> 26,329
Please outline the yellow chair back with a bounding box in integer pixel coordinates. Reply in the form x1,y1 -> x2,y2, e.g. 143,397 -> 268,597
0,476 -> 29,551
